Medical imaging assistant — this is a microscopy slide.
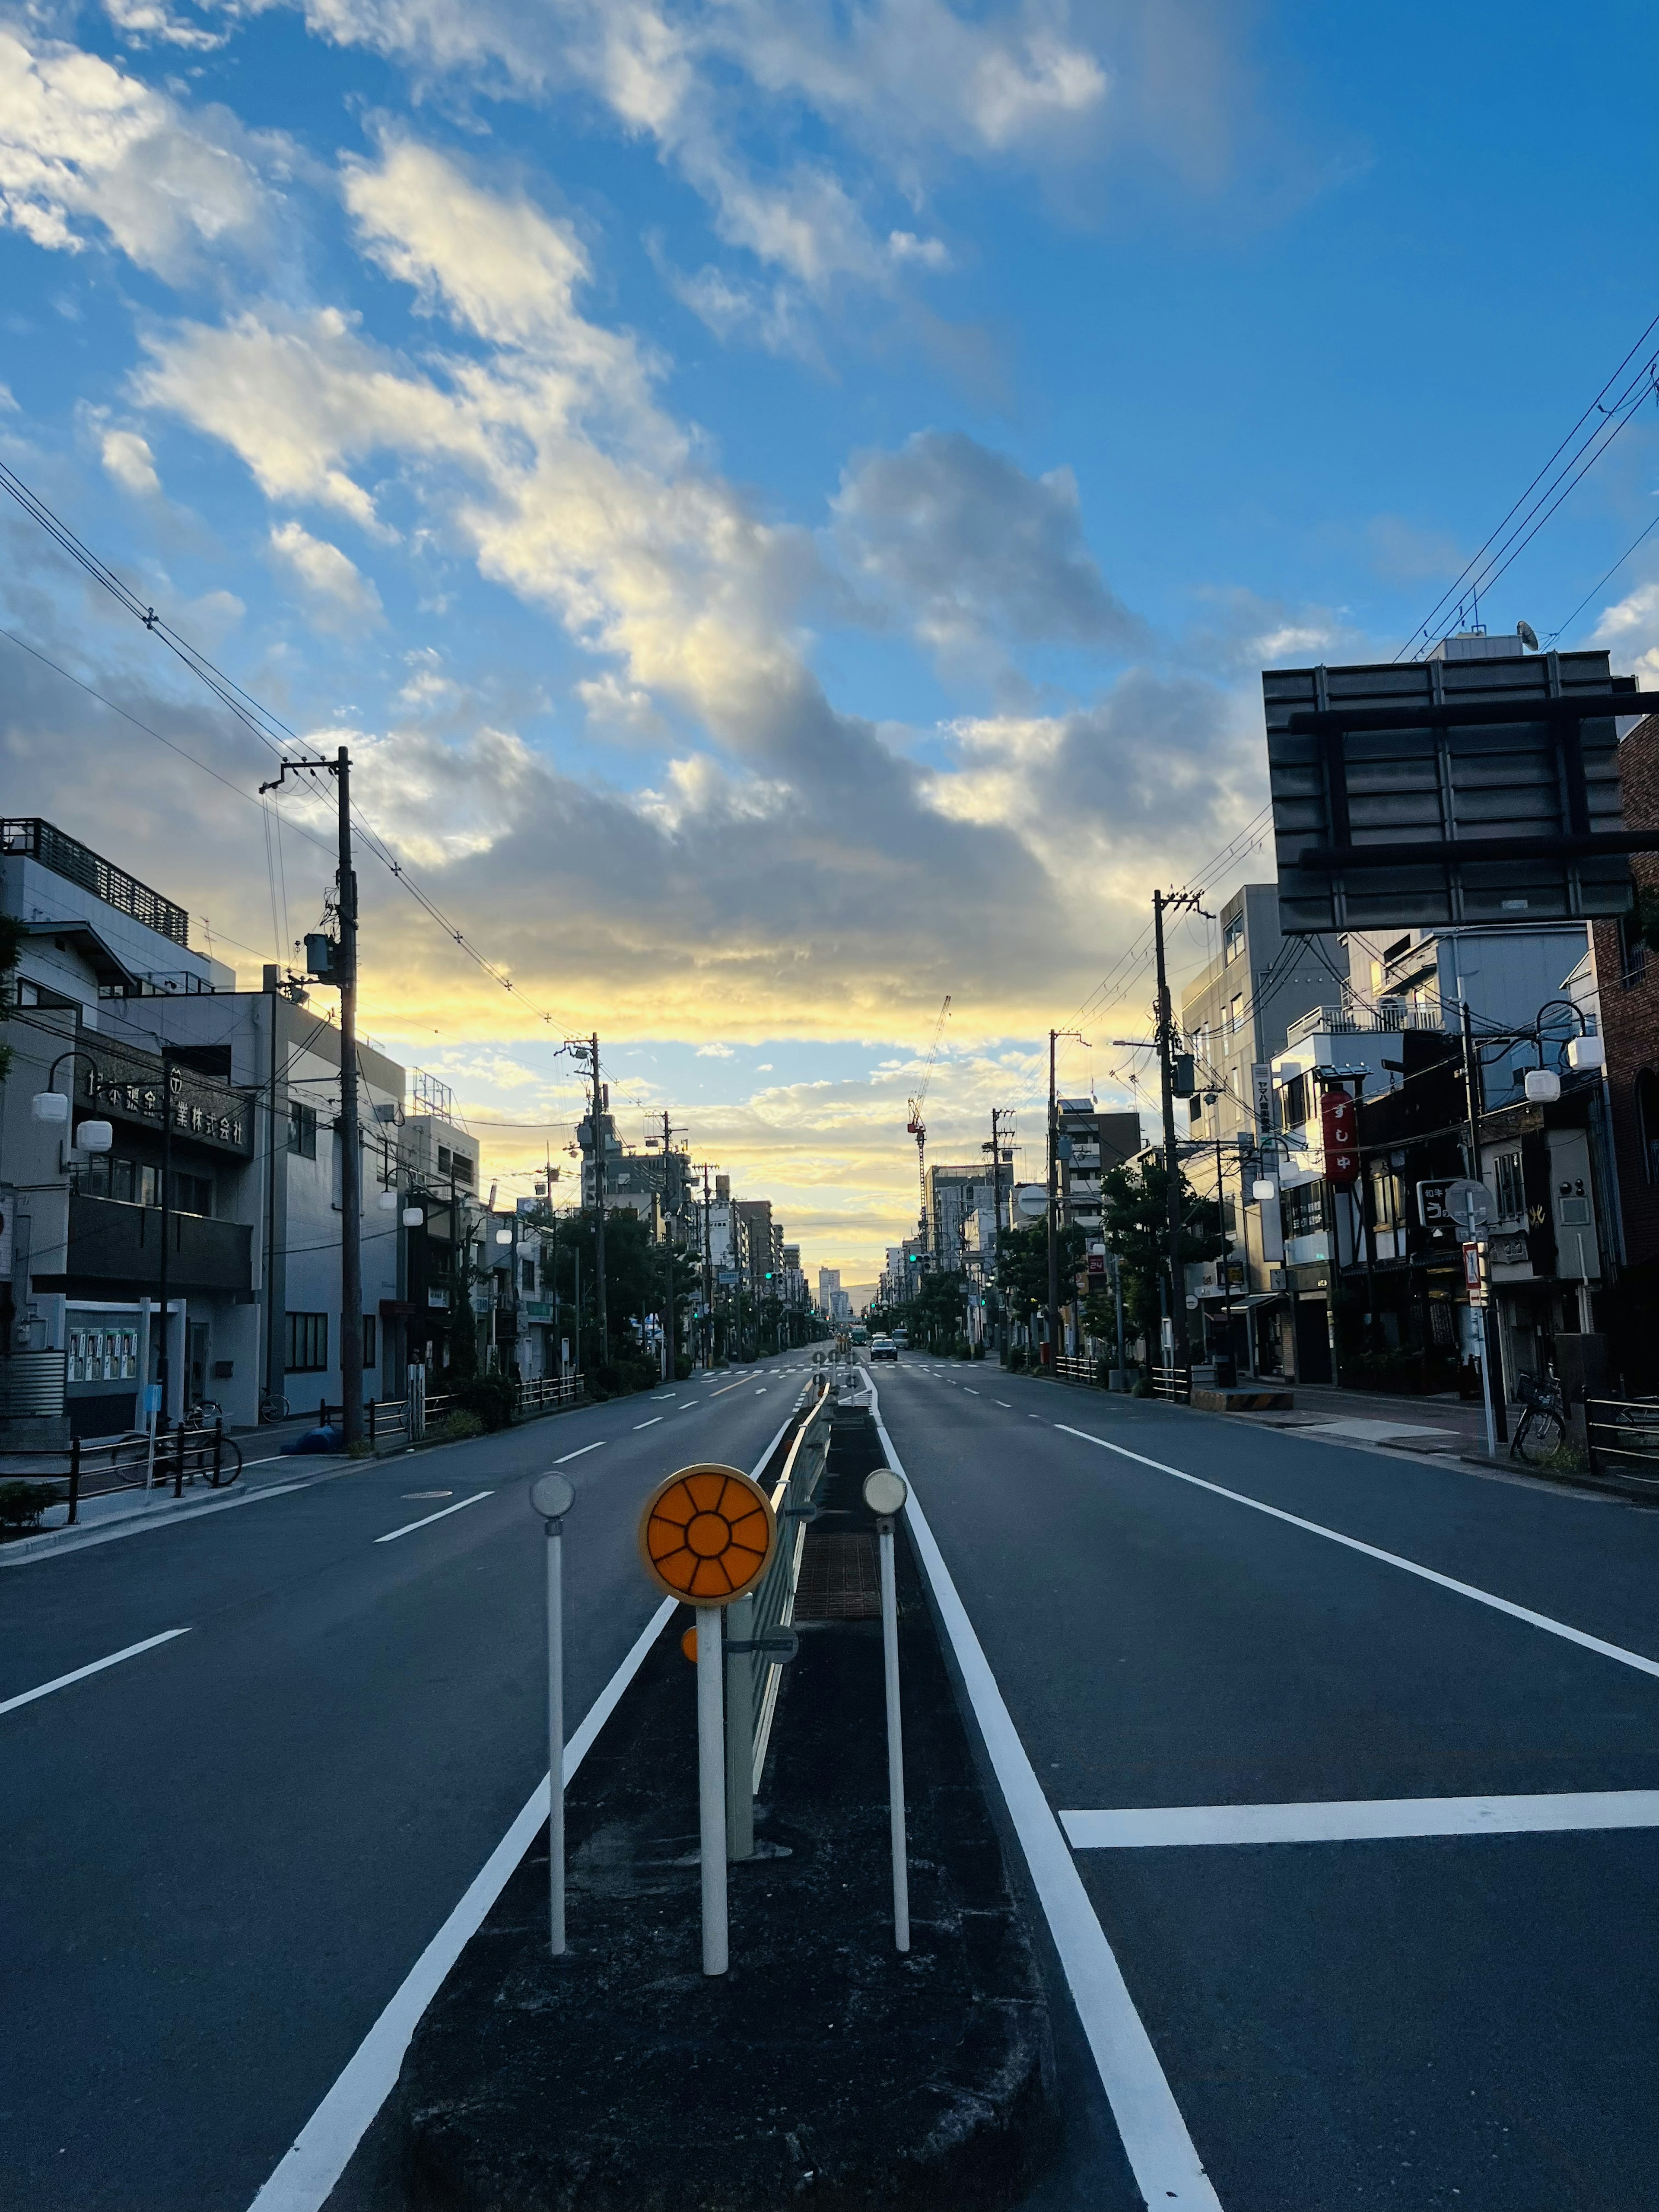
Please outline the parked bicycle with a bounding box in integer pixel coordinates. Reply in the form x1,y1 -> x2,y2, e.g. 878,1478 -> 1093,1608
257,1392 -> 290,1424
1510,1371 -> 1566,1465
184,1399 -> 223,1430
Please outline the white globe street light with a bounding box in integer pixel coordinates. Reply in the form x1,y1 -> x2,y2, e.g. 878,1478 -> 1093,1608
76,1120 -> 113,1153
1252,1178 -> 1278,1202
31,1090 -> 69,1125
403,1205 -> 425,1228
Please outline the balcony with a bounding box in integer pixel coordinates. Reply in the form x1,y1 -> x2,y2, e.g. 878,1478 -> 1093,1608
1284,1001 -> 1445,1049
34,1197 -> 254,1297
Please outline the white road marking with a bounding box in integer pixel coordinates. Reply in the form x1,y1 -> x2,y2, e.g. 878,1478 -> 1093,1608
754,1388 -> 767,1395
0,1627 -> 192,1718
1053,1425 -> 1659,1681
963,1387 -> 979,1395
709,1379 -> 747,1397
1061,1791 -> 1659,1849
554,1440 -> 607,1465
652,1393 -> 677,1402
865,1376 -> 1220,2210
374,1492 -> 493,1544
247,1414 -> 798,2212
1028,1414 -> 1044,1421
995,1400 -> 1012,1408
633,1417 -> 663,1430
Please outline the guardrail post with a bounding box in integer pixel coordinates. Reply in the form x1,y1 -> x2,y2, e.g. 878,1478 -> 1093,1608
213,1418 -> 224,1485
724,1592 -> 756,1861
697,1606 -> 729,1975
173,1421 -> 185,1498
68,1437 -> 80,1526
368,1398 -> 377,1449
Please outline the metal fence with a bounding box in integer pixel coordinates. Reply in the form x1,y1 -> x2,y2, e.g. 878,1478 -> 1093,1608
724,1379 -> 833,1858
0,1421 -> 242,1528
1055,1354 -> 1098,1386
1151,1363 -> 1190,1403
1583,1398 -> 1659,1491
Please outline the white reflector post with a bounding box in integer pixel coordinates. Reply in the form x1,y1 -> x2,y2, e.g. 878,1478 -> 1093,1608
696,1605 -> 728,1976
32,1090 -> 69,1124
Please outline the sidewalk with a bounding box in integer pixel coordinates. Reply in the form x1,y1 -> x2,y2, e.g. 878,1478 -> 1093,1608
1252,1382 -> 1492,1456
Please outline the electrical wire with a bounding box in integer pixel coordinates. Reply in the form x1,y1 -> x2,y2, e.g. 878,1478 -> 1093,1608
1399,308 -> 1659,660
1548,509 -> 1659,644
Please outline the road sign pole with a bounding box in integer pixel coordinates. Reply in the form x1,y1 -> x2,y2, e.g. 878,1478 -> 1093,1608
864,1469 -> 910,1951
696,1606 -> 728,1975
530,1473 -> 576,1957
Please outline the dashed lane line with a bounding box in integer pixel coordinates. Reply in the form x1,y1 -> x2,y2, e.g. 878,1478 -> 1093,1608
553,1440 -> 606,1465
1,1627 -> 192,1719
375,1493 -> 493,1545
633,1417 -> 663,1430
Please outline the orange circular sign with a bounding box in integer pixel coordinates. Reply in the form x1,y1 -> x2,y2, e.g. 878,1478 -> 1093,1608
639,1464 -> 776,1604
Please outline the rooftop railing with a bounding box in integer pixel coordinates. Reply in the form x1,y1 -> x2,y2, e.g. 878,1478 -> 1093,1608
2,818 -> 189,946
1284,1000 -> 1445,1048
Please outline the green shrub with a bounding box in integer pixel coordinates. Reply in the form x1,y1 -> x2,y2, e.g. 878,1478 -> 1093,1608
452,1373 -> 517,1432
435,1409 -> 486,1441
0,1478 -> 62,1529
1005,1345 -> 1027,1372
675,1354 -> 694,1381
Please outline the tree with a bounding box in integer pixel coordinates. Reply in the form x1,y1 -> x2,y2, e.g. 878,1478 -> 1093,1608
995,1220 -> 1084,1332
1099,1159 -> 1224,1346
0,912 -> 22,1085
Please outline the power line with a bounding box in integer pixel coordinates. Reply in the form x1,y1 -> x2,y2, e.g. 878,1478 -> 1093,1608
1548,509 -> 1659,644
1399,308 -> 1659,659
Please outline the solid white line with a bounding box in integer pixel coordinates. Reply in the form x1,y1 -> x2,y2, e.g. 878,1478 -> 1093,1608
553,1440 -> 606,1465
1061,1790 -> 1659,1849
633,1417 -> 663,1430
248,1410 -> 796,2212
1052,1424 -> 1659,1681
244,1595 -> 676,2212
0,1627 -> 192,1717
865,1378 -> 1220,2209
373,1492 -> 493,1545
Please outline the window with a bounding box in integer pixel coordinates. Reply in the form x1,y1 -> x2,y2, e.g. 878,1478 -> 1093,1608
1368,1163 -> 1402,1231
521,1259 -> 536,1293
1493,1150 -> 1526,1222
1281,1181 -> 1326,1238
1637,1071 -> 1659,1183
361,1314 -> 378,1367
452,1150 -> 475,1185
286,1312 -> 328,1372
1283,1073 -> 1309,1128
437,1145 -> 452,1176
79,1155 -> 182,1209
1224,913 -> 1245,965
1230,992 -> 1244,1035
171,1171 -> 212,1217
1620,908 -> 1649,986
289,1102 -> 318,1157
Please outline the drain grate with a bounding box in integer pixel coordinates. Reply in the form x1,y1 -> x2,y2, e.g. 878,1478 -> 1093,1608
792,1532 -> 880,1620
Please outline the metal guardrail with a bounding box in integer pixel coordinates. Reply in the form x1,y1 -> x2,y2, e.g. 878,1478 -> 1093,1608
1151,1363 -> 1190,1403
1055,1354 -> 1097,1384
1584,1397 -> 1659,1489
724,1379 -> 833,1858
516,1373 -> 584,1412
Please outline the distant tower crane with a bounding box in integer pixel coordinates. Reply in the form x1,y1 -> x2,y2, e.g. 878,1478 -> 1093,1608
905,994 -> 953,1257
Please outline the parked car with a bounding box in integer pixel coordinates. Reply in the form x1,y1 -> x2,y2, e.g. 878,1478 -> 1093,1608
891,1330 -> 909,1348
869,1336 -> 899,1361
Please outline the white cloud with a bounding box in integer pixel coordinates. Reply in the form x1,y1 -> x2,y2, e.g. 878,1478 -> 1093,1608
103,0 -> 227,50
1593,578 -> 1659,688
269,519 -> 384,623
696,1041 -> 735,1057
100,426 -> 161,495
0,27 -> 279,278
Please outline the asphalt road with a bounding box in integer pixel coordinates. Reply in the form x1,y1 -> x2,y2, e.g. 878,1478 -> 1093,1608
873,1357 -> 1659,2212
0,1366 -> 807,2212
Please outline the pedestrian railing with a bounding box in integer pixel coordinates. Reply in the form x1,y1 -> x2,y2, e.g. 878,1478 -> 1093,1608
1583,1398 -> 1659,1490
515,1373 -> 584,1413
724,1377 -> 833,1856
1055,1354 -> 1099,1386
0,1420 -> 242,1527
1151,1363 -> 1190,1403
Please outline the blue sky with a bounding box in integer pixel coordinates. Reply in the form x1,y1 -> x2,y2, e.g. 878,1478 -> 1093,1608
3,0 -> 1657,1278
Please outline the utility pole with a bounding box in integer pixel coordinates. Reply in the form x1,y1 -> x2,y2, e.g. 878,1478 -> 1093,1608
1153,887 -> 1207,1387
984,1106 -> 1007,1354
260,744 -> 363,1446
588,1033 -> 607,1368
697,1160 -> 716,1369
659,1109 -> 682,1382
1047,1030 -> 1086,1372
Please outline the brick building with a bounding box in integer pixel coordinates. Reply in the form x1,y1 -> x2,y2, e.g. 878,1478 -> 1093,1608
1589,711 -> 1659,1383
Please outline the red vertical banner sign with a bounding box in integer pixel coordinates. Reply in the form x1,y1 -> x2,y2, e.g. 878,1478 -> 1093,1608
1321,1087 -> 1360,1187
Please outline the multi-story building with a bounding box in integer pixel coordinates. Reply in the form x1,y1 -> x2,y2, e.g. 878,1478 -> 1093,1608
0,817 -> 430,1438
817,1265 -> 842,1316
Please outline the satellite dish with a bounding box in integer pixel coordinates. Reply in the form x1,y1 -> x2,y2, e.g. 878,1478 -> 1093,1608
1516,620 -> 1540,651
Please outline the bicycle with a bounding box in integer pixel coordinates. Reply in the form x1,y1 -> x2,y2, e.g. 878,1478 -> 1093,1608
258,1392 -> 290,1424
1510,1371 -> 1566,1466
184,1399 -> 223,1431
